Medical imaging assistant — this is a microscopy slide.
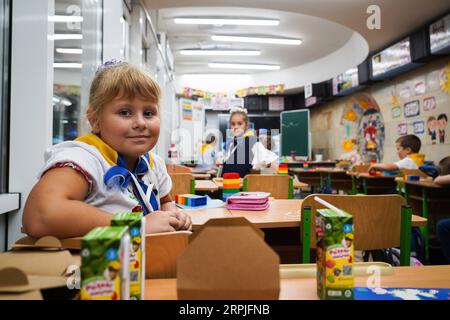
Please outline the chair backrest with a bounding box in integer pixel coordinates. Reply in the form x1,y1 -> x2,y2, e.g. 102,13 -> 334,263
145,231 -> 191,279
352,165 -> 370,173
244,174 -> 293,199
301,194 -> 406,250
169,173 -> 194,198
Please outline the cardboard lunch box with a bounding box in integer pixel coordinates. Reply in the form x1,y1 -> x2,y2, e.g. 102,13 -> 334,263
177,217 -> 280,300
0,236 -> 82,300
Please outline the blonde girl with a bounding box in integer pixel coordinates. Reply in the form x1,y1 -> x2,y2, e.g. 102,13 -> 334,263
23,60 -> 191,238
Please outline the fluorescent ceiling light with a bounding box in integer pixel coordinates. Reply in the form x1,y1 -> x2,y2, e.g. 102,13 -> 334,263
52,34 -> 83,40
209,62 -> 280,70
180,50 -> 261,56
56,48 -> 83,54
53,63 -> 82,69
174,18 -> 279,26
212,35 -> 302,45
49,15 -> 84,23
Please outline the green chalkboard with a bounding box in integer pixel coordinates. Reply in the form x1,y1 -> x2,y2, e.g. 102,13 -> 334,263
280,110 -> 310,158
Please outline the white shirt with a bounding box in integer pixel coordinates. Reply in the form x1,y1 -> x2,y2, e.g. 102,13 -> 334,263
251,142 -> 279,170
395,156 -> 418,170
39,141 -> 172,214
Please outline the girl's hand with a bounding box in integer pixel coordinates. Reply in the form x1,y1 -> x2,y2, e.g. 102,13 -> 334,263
145,211 -> 181,234
174,210 -> 192,231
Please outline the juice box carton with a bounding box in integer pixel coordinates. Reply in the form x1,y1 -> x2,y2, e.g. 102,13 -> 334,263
316,208 -> 354,300
81,226 -> 130,300
111,212 -> 146,300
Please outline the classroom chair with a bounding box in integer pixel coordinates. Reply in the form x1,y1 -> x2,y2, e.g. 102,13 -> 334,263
300,194 -> 412,266
145,231 -> 192,279
243,174 -> 294,199
169,173 -> 195,198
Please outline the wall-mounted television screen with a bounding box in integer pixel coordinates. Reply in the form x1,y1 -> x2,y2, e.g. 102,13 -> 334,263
332,68 -> 359,95
430,13 -> 450,54
371,37 -> 412,78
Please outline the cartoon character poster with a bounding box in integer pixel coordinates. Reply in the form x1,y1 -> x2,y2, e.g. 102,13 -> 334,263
437,113 -> 448,144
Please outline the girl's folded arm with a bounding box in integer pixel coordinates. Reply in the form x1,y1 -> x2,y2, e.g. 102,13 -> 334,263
23,167 -> 113,239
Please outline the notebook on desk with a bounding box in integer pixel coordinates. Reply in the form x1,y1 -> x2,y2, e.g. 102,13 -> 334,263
226,192 -> 270,211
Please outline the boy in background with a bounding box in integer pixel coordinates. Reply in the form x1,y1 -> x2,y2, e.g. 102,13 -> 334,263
370,134 -> 424,171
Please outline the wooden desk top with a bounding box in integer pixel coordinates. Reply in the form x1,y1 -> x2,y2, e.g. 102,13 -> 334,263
192,173 -> 212,180
194,180 -> 219,192
185,199 -> 427,229
397,179 -> 449,189
145,265 -> 450,300
290,168 -> 345,174
293,180 -> 309,189
347,172 -> 398,179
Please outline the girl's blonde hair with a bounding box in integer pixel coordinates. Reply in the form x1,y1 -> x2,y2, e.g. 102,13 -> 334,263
87,62 -> 161,128
229,106 -> 249,128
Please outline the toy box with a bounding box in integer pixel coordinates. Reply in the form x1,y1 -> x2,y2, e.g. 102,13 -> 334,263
111,212 -> 146,300
175,194 -> 207,207
81,226 -> 130,300
316,208 -> 354,300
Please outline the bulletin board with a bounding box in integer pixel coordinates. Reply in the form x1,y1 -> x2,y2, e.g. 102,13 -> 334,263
280,110 -> 311,158
178,98 -> 205,162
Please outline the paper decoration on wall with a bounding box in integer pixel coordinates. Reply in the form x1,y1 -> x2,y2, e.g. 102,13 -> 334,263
399,86 -> 411,99
398,123 -> 408,136
235,84 -> 285,98
390,93 -> 399,106
182,87 -> 214,100
423,96 -> 436,111
437,113 -> 448,144
414,81 -> 426,95
342,139 -> 356,152
211,94 -> 231,111
427,116 -> 438,145
413,121 -> 425,134
340,94 -> 385,163
344,109 -> 357,122
404,100 -> 420,118
268,96 -> 284,111
182,102 -> 193,121
392,106 -> 401,118
440,62 -> 450,94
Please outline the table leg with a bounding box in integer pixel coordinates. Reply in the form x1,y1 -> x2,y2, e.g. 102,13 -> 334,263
421,187 -> 430,263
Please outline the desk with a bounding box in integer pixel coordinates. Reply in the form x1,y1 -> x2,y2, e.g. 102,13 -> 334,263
400,180 -> 450,262
145,265 -> 450,300
192,173 -> 211,180
186,199 -> 427,230
347,172 -> 397,195
194,180 -> 219,192
293,180 -> 308,189
283,161 -> 337,169
290,168 -> 351,192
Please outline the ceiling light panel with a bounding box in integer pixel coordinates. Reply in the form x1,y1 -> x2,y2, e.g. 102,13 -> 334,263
209,62 -> 280,70
180,50 -> 261,56
56,48 -> 83,54
212,35 -> 302,45
174,18 -> 279,26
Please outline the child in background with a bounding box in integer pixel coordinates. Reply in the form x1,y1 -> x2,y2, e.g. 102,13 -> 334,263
23,60 -> 191,239
435,156 -> 450,263
198,132 -> 218,170
370,134 -> 424,171
219,107 -> 278,177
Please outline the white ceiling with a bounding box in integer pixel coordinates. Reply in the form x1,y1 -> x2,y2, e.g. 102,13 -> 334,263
157,6 -> 355,75
145,0 -> 450,79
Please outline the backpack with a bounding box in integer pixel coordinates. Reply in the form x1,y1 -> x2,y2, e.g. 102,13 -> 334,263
363,227 -> 425,266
